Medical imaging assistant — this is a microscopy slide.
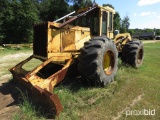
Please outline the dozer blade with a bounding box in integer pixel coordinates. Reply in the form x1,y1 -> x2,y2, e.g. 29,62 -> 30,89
9,55 -> 73,116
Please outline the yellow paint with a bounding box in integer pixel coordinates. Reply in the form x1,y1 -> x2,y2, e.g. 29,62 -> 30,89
103,52 -> 110,73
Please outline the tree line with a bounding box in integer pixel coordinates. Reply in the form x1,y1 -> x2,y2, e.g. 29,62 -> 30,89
1,0 -> 158,44
128,28 -> 160,36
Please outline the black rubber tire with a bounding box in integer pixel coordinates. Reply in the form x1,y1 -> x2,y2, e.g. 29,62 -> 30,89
78,37 -> 118,86
121,40 -> 144,68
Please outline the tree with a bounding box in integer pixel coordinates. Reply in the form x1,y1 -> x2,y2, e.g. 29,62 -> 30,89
70,0 -> 93,10
39,0 -> 70,21
120,15 -> 130,33
103,4 -> 114,9
128,29 -> 135,35
0,0 -> 13,43
0,0 -> 39,43
113,12 -> 121,31
155,29 -> 160,35
15,0 -> 39,43
144,28 -> 154,33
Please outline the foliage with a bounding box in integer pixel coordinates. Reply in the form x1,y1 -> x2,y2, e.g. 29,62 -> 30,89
103,3 -> 114,9
128,29 -> 134,35
38,0 -> 70,21
12,89 -> 45,120
113,12 -> 121,31
120,15 -> 130,33
0,0 -> 39,43
71,0 -> 93,10
155,29 -> 160,35
128,28 -> 160,37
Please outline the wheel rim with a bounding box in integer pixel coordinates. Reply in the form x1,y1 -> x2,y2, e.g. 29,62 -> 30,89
137,48 -> 143,64
103,50 -> 115,75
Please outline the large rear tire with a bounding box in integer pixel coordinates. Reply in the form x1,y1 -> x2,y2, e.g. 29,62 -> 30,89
121,40 -> 144,68
78,37 -> 118,86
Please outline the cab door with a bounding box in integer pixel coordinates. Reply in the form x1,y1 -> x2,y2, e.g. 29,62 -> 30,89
101,11 -> 108,36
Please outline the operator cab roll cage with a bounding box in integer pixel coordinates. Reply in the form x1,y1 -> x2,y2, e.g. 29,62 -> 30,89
52,4 -> 114,37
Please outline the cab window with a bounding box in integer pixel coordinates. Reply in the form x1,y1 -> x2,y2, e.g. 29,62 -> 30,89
77,8 -> 99,35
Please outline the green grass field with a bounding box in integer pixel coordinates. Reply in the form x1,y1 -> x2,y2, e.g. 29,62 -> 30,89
1,42 -> 160,120
55,42 -> 160,120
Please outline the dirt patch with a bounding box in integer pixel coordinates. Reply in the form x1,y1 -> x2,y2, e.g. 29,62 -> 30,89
112,94 -> 144,120
0,53 -> 31,63
0,52 -> 31,119
0,106 -> 21,119
143,40 -> 160,44
0,74 -> 12,81
0,80 -> 22,119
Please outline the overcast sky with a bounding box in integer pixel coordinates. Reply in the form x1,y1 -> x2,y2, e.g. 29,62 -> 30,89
96,0 -> 160,29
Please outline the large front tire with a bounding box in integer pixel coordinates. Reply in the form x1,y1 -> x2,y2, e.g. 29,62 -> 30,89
78,37 -> 118,86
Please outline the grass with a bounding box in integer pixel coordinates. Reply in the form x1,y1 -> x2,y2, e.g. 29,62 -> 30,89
0,47 -> 32,57
1,42 -> 160,119
56,42 -> 160,120
0,48 -> 32,79
12,89 -> 45,120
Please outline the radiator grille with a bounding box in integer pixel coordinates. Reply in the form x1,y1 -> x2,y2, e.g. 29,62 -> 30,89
33,22 -> 48,58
